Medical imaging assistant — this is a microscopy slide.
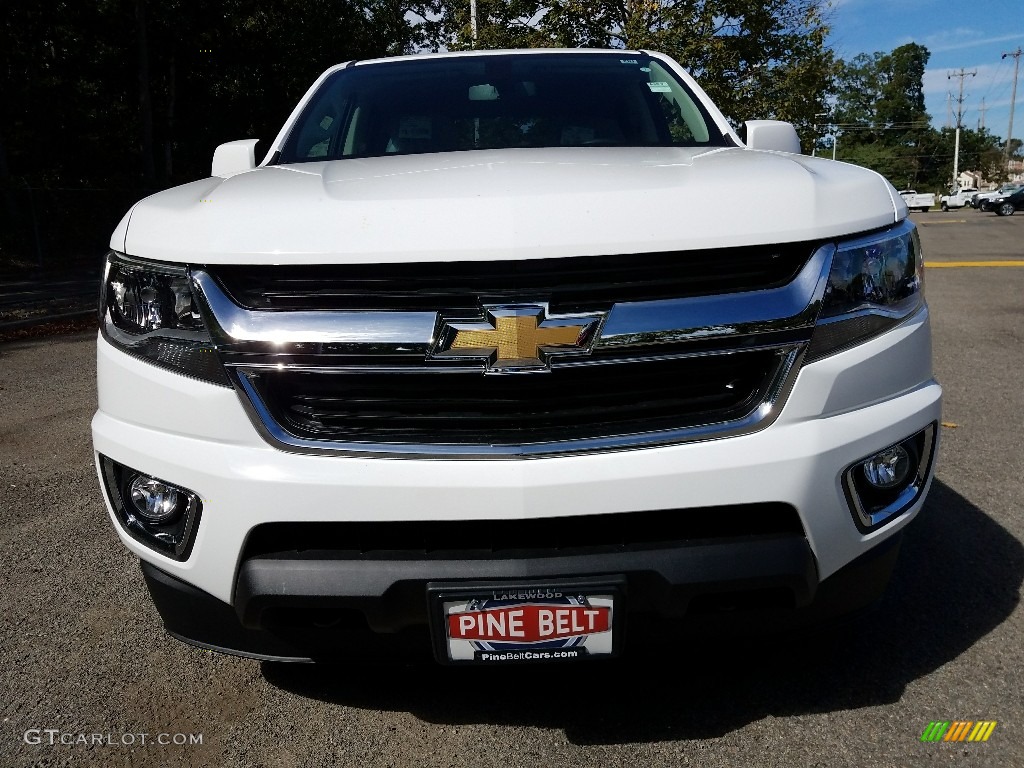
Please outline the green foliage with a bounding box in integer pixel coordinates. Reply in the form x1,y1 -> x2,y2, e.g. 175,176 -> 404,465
0,0 -> 408,190
831,42 -> 1008,191
0,0 -> 413,266
831,44 -> 933,187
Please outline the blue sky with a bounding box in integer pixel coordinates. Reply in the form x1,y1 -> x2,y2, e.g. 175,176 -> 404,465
827,0 -> 1023,142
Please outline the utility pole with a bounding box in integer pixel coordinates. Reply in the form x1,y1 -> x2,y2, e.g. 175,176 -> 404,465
470,0 -> 478,42
946,92 -> 952,129
1003,48 -> 1022,163
979,98 -> 988,132
948,68 -> 976,188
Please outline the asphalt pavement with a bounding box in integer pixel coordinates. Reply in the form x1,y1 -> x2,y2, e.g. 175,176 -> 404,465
0,268 -> 100,331
0,208 -> 1022,767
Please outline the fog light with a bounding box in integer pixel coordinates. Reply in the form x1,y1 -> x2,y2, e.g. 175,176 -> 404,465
842,424 -> 936,532
129,477 -> 184,523
98,455 -> 202,561
862,445 -> 911,489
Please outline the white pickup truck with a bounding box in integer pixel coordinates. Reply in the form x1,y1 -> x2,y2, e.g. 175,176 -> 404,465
93,48 -> 941,665
940,187 -> 978,211
897,190 -> 934,212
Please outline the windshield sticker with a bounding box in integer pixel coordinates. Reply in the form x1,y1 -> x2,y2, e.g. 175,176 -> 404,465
620,59 -> 638,64
646,81 -> 672,93
319,116 -> 333,130
398,116 -> 432,140
640,67 -> 651,72
468,84 -> 500,101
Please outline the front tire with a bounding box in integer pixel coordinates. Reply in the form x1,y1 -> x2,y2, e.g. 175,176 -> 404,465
996,202 -> 1015,216
941,202 -> 949,211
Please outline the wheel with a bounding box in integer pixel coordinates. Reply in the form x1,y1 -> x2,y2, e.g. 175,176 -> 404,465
941,202 -> 949,211
919,207 -> 930,213
996,202 -> 1015,216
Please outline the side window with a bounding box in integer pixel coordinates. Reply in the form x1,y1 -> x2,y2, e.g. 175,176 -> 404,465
646,61 -> 710,144
292,93 -> 348,159
341,106 -> 365,156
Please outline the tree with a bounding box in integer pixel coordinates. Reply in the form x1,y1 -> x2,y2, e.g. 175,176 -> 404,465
0,0 -> 415,268
832,43 -> 935,188
0,0 -> 415,190
832,43 -> 1010,191
410,0 -> 552,50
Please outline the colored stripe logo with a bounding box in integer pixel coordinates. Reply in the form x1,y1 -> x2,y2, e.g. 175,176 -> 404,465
921,721 -> 997,742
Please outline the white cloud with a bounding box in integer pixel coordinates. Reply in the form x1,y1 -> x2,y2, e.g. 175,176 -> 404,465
923,63 -> 1016,97
924,32 -> 1024,54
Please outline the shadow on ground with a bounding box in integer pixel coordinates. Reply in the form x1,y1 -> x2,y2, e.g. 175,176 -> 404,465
262,480 -> 1022,744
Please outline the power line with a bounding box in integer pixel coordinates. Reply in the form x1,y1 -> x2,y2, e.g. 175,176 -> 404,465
833,123 -> 931,129
841,153 -> 1002,160
979,56 -> 1009,105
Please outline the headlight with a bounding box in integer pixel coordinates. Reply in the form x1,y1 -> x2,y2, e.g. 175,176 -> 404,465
806,219 -> 924,361
101,252 -> 229,385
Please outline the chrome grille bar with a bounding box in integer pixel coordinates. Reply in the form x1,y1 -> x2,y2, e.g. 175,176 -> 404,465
191,242 -> 834,359
189,243 -> 835,457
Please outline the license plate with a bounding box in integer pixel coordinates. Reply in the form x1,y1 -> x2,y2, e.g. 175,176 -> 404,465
428,579 -> 623,665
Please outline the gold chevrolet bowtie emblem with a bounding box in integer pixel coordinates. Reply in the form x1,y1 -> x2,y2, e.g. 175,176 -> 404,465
435,306 -> 602,371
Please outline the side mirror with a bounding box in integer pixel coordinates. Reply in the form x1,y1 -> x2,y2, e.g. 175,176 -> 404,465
212,139 -> 260,178
743,121 -> 801,154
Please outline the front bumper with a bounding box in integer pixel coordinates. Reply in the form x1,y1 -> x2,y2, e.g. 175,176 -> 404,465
141,531 -> 902,662
93,304 -> 941,651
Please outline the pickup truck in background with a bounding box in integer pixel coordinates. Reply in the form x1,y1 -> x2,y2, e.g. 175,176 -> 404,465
897,190 -> 934,212
940,188 -> 978,211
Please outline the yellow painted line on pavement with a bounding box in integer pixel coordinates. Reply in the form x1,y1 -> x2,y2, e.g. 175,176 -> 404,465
927,261 -> 1024,268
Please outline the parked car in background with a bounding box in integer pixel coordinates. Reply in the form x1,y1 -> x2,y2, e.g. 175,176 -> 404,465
940,187 -> 978,211
993,187 -> 1024,216
971,186 -> 1009,209
898,190 -> 934,212
977,184 -> 1023,212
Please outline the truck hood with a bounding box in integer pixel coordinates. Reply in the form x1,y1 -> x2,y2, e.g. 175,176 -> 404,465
117,147 -> 903,264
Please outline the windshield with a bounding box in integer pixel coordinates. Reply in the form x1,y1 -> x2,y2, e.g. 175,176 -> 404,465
278,53 -> 726,163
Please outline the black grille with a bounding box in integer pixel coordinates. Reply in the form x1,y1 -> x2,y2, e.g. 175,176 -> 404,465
242,504 -> 804,561
209,243 -> 814,313
244,350 -> 781,447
